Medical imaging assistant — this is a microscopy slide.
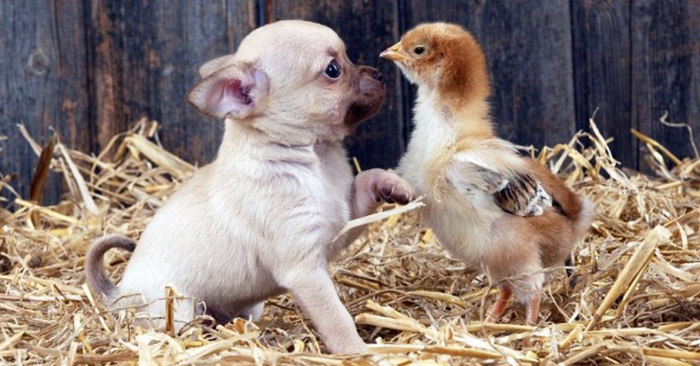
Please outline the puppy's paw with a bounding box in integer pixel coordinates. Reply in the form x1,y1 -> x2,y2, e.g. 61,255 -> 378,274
354,169 -> 416,217
374,173 -> 415,205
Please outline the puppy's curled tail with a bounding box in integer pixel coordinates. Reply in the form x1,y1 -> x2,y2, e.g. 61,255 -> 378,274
85,234 -> 136,301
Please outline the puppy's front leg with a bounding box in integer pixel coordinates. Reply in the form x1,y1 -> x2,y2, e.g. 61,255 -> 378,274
352,168 -> 415,218
345,169 -> 415,243
282,267 -> 365,354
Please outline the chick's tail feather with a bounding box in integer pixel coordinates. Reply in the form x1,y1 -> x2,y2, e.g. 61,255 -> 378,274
85,235 -> 136,301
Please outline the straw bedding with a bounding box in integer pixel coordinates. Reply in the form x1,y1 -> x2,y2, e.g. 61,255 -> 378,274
0,118 -> 699,365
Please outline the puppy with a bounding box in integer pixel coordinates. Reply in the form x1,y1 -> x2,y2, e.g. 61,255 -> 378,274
85,20 -> 414,354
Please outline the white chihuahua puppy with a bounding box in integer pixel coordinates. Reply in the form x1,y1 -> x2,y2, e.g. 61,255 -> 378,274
85,20 -> 414,354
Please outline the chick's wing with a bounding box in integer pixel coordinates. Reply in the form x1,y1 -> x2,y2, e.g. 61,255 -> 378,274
446,143 -> 552,216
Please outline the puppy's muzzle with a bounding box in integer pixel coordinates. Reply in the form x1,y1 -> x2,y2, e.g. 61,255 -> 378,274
358,66 -> 385,97
344,66 -> 385,129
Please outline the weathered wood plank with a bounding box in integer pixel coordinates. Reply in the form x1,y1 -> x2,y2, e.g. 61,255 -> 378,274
83,0 -> 257,168
403,0 -> 576,150
0,0 -> 90,204
268,1 -> 406,170
571,0 -> 636,168
3,0 -> 700,204
632,0 -> 700,166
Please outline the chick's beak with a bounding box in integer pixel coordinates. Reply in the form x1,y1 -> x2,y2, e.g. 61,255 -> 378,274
380,42 -> 407,62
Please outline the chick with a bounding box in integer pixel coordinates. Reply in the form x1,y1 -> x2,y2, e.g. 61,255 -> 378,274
381,23 -> 593,325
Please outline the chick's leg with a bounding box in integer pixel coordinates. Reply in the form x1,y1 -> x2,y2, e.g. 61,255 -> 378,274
521,293 -> 542,348
486,283 -> 512,323
517,274 -> 543,326
525,294 -> 541,325
508,258 -> 544,326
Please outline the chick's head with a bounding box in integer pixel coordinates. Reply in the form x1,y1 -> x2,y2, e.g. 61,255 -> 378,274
381,23 -> 490,102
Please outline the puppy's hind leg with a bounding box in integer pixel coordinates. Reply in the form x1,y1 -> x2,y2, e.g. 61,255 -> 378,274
281,267 -> 365,354
130,296 -> 197,335
205,301 -> 266,326
236,302 -> 265,321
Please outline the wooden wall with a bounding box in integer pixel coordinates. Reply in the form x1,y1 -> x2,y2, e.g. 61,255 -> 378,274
1,0 -> 699,205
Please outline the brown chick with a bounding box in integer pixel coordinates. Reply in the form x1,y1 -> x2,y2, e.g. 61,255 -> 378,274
381,23 -> 593,325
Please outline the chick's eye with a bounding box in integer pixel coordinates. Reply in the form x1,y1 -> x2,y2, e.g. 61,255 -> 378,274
414,46 -> 426,55
325,60 -> 342,79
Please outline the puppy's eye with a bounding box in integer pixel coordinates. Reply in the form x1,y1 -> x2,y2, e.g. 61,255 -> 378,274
414,45 -> 426,55
325,60 -> 342,79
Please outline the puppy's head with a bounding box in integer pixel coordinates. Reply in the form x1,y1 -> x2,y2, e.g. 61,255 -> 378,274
188,20 -> 385,143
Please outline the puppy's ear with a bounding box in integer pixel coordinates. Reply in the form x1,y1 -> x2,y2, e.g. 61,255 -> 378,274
187,63 -> 269,120
198,55 -> 235,78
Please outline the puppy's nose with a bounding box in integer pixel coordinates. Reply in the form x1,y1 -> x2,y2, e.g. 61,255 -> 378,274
360,66 -> 383,82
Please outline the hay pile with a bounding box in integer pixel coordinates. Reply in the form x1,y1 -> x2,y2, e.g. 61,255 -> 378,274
1,118 -> 699,365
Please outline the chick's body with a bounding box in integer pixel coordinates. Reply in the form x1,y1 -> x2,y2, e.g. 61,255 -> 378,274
383,23 -> 593,324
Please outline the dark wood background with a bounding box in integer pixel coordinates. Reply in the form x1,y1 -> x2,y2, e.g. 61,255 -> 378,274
1,0 -> 699,205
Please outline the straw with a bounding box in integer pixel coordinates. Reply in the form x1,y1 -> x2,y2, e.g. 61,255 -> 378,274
0,118 -> 698,365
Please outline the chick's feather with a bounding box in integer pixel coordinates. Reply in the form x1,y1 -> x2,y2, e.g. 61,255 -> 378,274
447,140 -> 553,217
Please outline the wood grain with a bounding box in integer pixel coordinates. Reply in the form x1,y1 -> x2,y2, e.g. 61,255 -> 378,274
2,0 -> 700,204
0,0 -> 90,204
632,0 -> 700,166
571,0 -> 636,167
83,0 -> 257,167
